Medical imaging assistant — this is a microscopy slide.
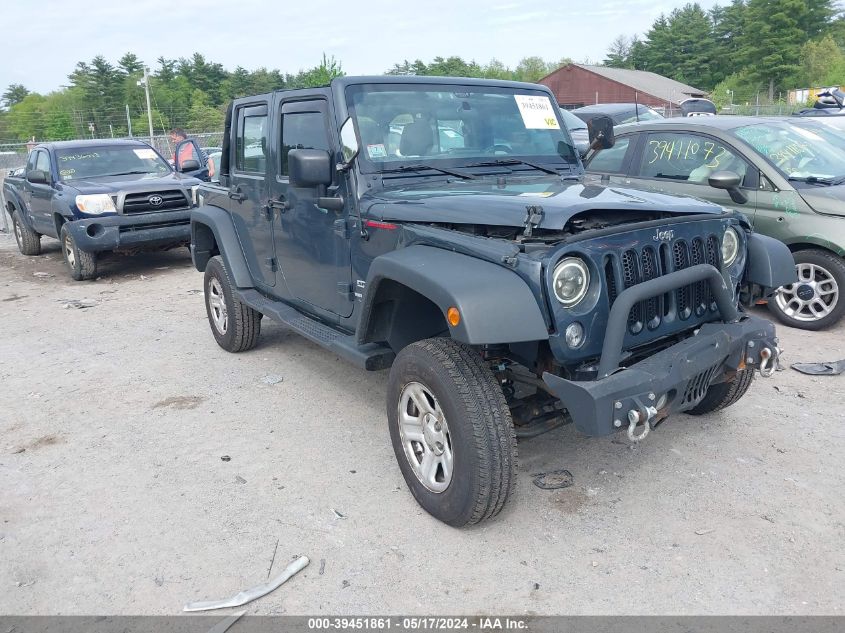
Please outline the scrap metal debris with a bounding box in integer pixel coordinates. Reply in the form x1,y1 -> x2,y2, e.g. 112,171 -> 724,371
791,360 -> 845,376
32,272 -> 53,278
332,509 -> 346,519
234,475 -> 247,484
220,455 -> 231,462
695,528 -> 715,535
183,555 -> 309,612
531,469 -> 574,490
206,611 -> 246,633
261,374 -> 284,385
59,299 -> 97,309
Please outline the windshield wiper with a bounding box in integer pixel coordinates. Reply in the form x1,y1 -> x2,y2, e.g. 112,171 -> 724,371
465,158 -> 562,175
381,164 -> 475,179
83,170 -> 156,178
788,175 -> 845,185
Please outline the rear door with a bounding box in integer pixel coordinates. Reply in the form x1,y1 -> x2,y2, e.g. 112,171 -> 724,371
225,102 -> 275,288
269,95 -> 354,317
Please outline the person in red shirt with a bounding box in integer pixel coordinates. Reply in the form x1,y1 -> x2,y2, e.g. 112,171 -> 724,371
169,128 -> 215,179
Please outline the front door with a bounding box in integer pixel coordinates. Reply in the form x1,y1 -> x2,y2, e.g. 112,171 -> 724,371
270,97 -> 353,318
28,149 -> 56,234
225,102 -> 275,288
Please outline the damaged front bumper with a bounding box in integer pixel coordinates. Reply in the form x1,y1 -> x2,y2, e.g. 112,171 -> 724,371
65,210 -> 191,252
542,264 -> 780,438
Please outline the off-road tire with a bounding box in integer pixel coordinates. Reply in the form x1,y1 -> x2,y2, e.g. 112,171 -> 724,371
386,338 -> 517,527
204,255 -> 261,352
686,368 -> 754,415
767,249 -> 845,331
60,224 -> 97,281
11,211 -> 41,256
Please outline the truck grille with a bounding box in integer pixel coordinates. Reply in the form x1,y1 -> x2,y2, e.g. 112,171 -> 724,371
605,235 -> 722,335
122,190 -> 189,214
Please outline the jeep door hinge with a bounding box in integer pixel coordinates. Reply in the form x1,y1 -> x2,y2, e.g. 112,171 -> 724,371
266,257 -> 278,272
333,217 -> 351,239
337,282 -> 354,301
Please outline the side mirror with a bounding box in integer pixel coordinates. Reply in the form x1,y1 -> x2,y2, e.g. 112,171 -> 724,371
708,170 -> 748,204
339,117 -> 360,166
26,169 -> 49,184
180,159 -> 200,172
288,149 -> 332,188
588,115 -> 615,150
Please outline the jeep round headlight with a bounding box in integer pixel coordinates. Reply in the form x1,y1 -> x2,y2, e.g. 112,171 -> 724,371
722,227 -> 739,266
75,194 -> 116,215
552,257 -> 590,307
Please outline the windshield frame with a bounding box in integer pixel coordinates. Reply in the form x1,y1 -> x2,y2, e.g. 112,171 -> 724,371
730,120 -> 845,183
54,144 -> 173,181
343,82 -> 579,176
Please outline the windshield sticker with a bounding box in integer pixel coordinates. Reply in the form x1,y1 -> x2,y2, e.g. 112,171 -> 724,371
647,138 -> 729,168
59,168 -> 76,178
367,143 -> 387,159
514,95 -> 560,130
133,148 -> 158,160
58,152 -> 100,162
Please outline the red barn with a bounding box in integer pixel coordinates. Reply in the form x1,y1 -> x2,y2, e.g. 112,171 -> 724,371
540,64 -> 707,112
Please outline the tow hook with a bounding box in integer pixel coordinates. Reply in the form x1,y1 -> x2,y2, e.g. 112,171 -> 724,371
627,406 -> 656,442
759,347 -> 776,378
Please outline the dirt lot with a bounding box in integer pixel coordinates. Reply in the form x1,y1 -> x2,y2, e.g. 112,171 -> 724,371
0,228 -> 843,616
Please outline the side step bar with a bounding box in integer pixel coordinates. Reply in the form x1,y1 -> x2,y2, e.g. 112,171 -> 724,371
237,289 -> 395,371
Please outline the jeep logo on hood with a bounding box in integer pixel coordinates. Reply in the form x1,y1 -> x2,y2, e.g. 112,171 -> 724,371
653,228 -> 675,242
148,195 -> 164,207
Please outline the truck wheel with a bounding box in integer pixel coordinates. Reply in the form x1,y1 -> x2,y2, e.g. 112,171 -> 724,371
386,338 -> 517,527
204,255 -> 261,352
686,368 -> 754,415
768,249 -> 845,330
60,224 -> 97,280
11,212 -> 41,256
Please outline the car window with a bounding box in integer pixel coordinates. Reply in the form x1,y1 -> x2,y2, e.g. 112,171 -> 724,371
280,110 -> 330,176
585,137 -> 632,174
35,151 -> 51,173
559,108 -> 587,131
637,132 -> 748,185
236,110 -> 267,173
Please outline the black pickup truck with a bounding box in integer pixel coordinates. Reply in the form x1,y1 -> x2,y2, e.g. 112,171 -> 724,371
3,139 -> 202,280
191,76 -> 795,526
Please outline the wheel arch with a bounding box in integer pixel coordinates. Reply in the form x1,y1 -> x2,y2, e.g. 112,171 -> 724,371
191,205 -> 253,288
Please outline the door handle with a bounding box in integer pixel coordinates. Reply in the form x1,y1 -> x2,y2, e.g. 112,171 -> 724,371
228,186 -> 246,202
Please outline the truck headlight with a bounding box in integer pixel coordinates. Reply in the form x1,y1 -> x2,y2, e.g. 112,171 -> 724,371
552,257 -> 590,307
75,194 -> 116,215
722,227 -> 739,266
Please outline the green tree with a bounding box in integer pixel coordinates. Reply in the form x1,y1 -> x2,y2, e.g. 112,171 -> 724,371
2,84 -> 30,109
604,35 -> 636,68
800,34 -> 845,86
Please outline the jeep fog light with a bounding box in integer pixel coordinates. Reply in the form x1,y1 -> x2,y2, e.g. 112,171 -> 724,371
565,322 -> 584,348
722,227 -> 739,266
553,258 -> 590,306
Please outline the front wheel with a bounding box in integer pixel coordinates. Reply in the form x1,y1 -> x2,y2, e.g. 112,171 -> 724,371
768,249 -> 845,330
686,368 -> 754,415
203,255 -> 261,352
60,224 -> 97,281
386,338 -> 517,527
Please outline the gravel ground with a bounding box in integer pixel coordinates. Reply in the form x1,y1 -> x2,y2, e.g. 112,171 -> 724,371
0,229 -> 843,616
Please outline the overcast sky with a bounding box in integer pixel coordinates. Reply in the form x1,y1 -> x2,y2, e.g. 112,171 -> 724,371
1,0 -> 722,94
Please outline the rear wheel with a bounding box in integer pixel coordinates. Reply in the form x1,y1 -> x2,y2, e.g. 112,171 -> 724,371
686,368 -> 754,415
60,224 -> 97,280
11,212 -> 41,256
204,255 -> 261,352
386,338 -> 517,527
768,249 -> 845,330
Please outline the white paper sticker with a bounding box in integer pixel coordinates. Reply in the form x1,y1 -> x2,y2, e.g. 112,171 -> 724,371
133,148 -> 158,160
367,143 -> 387,158
514,95 -> 560,130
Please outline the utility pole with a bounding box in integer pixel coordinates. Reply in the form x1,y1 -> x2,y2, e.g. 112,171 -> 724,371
138,67 -> 154,146
125,104 -> 133,138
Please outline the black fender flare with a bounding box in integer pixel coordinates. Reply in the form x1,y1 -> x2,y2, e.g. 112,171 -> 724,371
190,205 -> 254,288
3,186 -> 32,229
744,233 -> 797,290
358,245 -> 549,345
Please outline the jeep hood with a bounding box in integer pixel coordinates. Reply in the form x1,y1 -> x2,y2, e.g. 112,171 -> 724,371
362,176 -> 724,229
60,172 -> 200,195
796,184 -> 845,218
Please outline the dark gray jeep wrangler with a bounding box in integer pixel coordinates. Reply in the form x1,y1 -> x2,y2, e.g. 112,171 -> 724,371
191,76 -> 795,526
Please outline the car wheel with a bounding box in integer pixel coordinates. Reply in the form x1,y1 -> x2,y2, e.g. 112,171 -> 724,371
60,224 -> 97,281
386,338 -> 517,527
11,212 -> 41,256
204,255 -> 261,352
686,368 -> 754,415
768,249 -> 845,330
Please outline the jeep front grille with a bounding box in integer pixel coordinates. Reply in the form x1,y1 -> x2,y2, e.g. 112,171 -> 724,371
122,190 -> 189,214
605,235 -> 722,335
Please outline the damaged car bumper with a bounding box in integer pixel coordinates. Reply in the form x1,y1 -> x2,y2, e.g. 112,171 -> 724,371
64,210 -> 191,252
543,264 -> 780,438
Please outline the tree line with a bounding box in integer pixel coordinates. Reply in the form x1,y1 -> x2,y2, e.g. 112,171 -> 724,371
0,52 -> 570,144
603,0 -> 845,107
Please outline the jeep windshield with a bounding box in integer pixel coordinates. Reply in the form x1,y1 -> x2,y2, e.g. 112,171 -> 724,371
54,146 -> 172,181
345,83 -> 579,176
732,121 -> 845,185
